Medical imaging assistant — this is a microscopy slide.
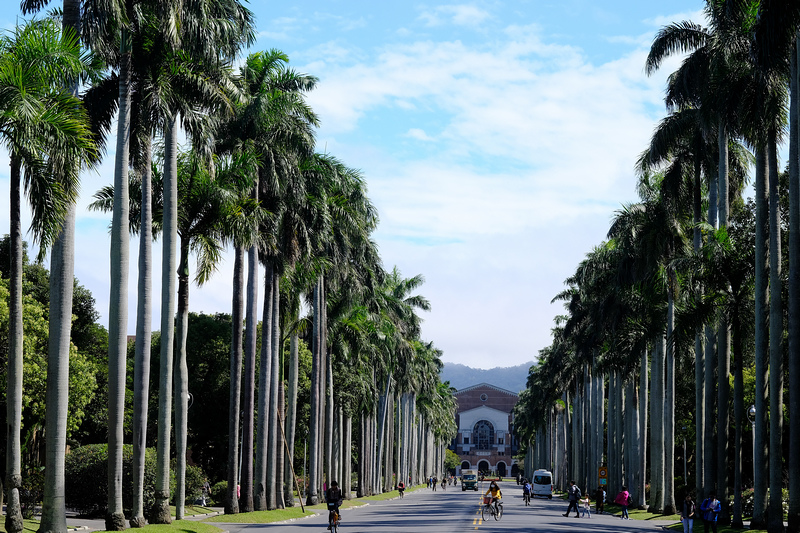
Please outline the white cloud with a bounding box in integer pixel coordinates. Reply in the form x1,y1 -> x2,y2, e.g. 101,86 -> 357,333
406,128 -> 435,141
418,4 -> 493,27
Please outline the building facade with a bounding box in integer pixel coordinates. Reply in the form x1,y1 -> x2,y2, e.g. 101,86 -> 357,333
451,383 -> 519,477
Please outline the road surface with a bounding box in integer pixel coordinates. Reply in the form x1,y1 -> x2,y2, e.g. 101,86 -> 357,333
213,480 -> 676,533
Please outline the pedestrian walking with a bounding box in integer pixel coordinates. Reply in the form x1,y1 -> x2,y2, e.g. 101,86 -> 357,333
580,493 -> 592,518
614,486 -> 631,520
699,492 -> 721,533
681,493 -> 696,533
595,486 -> 606,515
562,480 -> 581,518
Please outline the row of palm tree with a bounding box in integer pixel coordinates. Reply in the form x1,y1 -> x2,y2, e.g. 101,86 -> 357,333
4,1 -> 457,530
516,2 -> 800,532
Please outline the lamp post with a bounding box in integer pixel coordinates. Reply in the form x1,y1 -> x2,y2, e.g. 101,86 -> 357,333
748,405 -> 756,487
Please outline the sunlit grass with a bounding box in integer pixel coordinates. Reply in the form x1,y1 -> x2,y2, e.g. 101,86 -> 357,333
0,519 -> 39,533
204,507 -> 314,524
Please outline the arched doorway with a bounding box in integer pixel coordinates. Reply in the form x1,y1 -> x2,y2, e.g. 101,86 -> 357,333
510,463 -> 520,477
461,461 -> 471,470
473,420 -> 494,450
478,460 -> 490,473
497,461 -> 507,477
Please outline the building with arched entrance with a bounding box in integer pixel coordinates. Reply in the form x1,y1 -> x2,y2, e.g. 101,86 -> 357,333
450,383 -> 519,477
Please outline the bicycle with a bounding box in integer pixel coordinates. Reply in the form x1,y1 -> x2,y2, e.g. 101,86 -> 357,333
523,492 -> 531,506
482,498 -> 503,521
327,503 -> 341,532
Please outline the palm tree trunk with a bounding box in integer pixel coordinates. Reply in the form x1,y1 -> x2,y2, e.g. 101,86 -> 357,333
255,263 -> 274,510
345,415 -> 353,499
152,115 -> 179,525
664,284 -> 676,515
106,28 -> 132,529
694,139 -> 705,504
6,154 -> 24,533
704,131 -> 720,500
789,33 -> 800,533
650,338 -> 664,513
284,333 -> 300,507
266,268 -> 280,510
40,5 -> 80,531
131,140 -> 153,527
731,310 -> 745,529
174,236 -> 191,520
326,349 -> 335,492
638,349 -> 648,509
239,244 -> 258,513
767,134 -> 784,533
752,146 -> 770,529
226,246 -> 244,514
306,278 -> 322,505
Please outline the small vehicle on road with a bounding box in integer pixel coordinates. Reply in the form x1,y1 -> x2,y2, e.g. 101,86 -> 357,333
461,469 -> 478,491
532,469 -> 553,499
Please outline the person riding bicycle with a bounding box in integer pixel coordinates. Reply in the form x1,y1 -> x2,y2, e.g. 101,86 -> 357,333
326,480 -> 342,530
522,479 -> 532,499
484,480 -> 502,514
397,481 -> 405,497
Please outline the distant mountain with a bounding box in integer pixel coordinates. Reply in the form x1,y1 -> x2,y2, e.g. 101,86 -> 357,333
440,361 -> 534,394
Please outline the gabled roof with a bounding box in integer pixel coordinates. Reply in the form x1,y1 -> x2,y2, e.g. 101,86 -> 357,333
454,382 -> 519,398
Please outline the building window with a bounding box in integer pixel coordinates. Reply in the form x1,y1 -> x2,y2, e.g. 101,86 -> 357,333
464,437 -> 469,445
473,420 -> 494,450
498,438 -> 504,445
480,393 -> 488,401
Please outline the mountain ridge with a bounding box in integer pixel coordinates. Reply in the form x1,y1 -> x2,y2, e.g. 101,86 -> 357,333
440,361 -> 533,395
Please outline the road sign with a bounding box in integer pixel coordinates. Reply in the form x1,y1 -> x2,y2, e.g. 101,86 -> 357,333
598,467 -> 607,478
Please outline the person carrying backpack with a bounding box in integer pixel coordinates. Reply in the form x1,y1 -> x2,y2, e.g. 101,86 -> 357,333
563,481 -> 581,518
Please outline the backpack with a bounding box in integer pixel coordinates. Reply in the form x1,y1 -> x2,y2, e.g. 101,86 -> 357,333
574,487 -> 582,500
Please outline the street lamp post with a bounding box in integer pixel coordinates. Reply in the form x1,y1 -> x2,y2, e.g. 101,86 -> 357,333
748,405 -> 756,487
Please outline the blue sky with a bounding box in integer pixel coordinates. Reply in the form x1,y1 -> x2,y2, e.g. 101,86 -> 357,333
1,1 -> 708,369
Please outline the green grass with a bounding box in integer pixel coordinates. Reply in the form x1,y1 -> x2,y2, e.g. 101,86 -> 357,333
124,521 -> 223,533
171,505 -> 216,516
204,507 -> 314,524
0,519 -> 40,533
664,523 -> 766,533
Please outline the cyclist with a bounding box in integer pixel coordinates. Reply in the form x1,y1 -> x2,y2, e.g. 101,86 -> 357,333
397,481 -> 405,498
484,480 -> 502,515
522,479 -> 532,504
326,480 -> 342,530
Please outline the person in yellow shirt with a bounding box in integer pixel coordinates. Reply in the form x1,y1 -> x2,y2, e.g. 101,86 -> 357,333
484,481 -> 502,515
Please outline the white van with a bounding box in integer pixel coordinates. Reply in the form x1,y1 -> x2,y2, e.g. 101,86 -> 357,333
532,469 -> 553,499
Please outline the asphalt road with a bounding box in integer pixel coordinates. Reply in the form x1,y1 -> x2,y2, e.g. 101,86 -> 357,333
213,480 -> 676,533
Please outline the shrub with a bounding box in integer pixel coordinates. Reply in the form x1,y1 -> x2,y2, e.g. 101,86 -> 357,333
210,481 -> 227,507
184,463 -> 205,505
65,444 -> 159,518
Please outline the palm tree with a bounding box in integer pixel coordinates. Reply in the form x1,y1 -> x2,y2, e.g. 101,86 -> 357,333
0,19 -> 94,533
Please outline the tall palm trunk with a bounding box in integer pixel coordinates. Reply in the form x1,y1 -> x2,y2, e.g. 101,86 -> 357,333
693,142 -> 705,502
638,349 -> 648,508
306,278 -> 322,505
267,269 -> 281,509
767,134 -> 784,533
255,263 -> 274,510
717,126 -> 732,516
731,309 -> 745,529
703,135 -> 719,499
152,115 -> 179,524
284,333 -> 300,506
6,154 -> 24,533
131,141 -> 153,527
174,236 -> 192,519
752,146 -> 769,529
650,338 -> 664,513
239,244 -> 259,512
664,282 -> 676,515
226,246 -> 244,514
106,28 -> 132,530
789,35 -> 800,533
40,4 -> 80,531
